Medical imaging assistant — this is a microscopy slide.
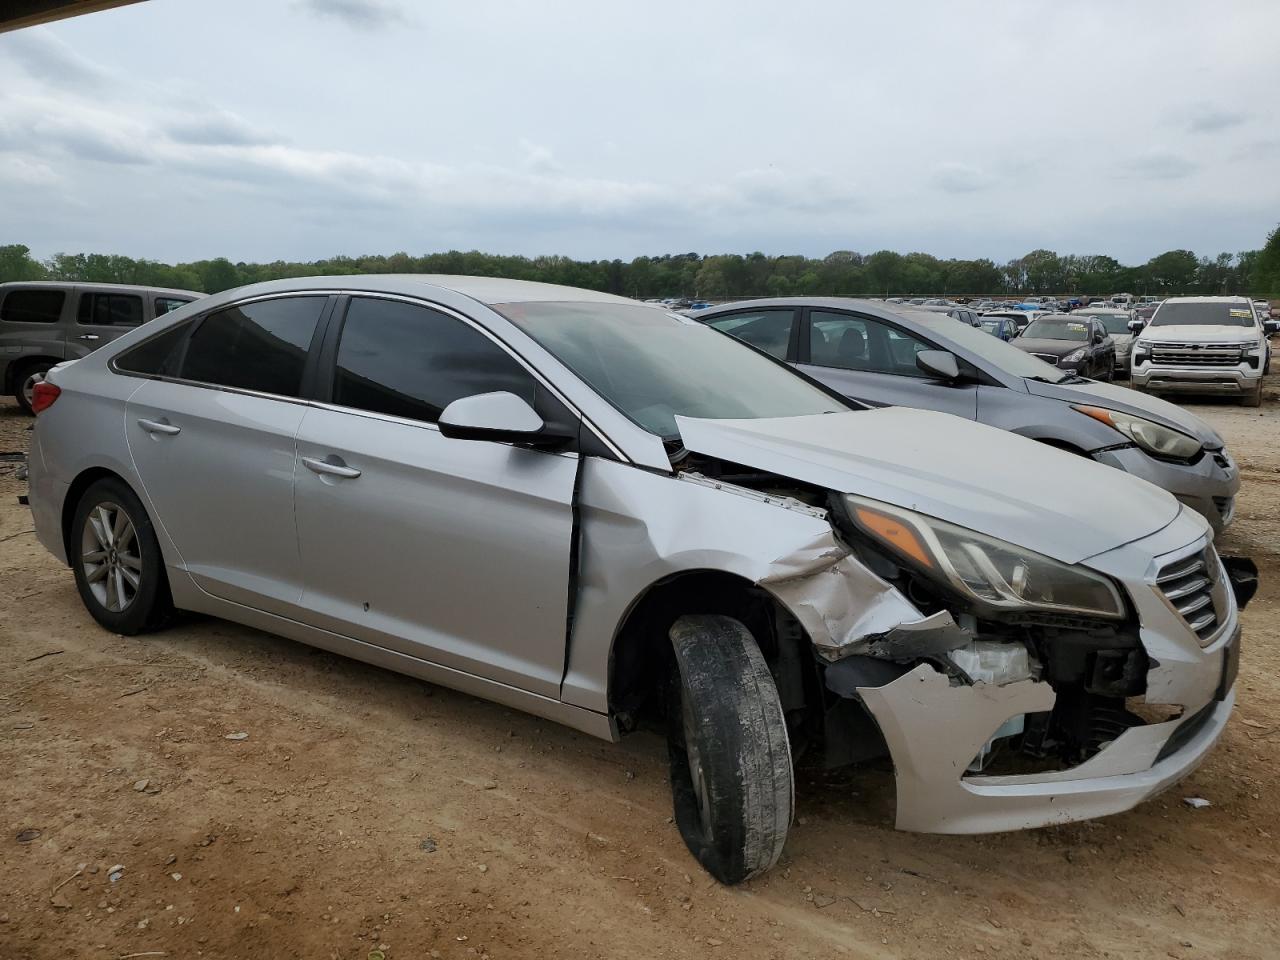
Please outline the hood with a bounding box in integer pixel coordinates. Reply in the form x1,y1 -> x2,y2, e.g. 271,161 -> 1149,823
675,408 -> 1180,565
1138,324 -> 1261,345
1012,338 -> 1084,357
1023,378 -> 1225,448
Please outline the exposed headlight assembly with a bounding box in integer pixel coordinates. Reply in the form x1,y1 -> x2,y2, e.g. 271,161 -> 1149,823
1073,405 -> 1202,460
1062,347 -> 1086,363
844,495 -> 1125,619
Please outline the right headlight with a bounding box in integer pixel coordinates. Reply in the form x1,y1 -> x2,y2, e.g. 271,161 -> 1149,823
844,495 -> 1125,619
1072,405 -> 1202,460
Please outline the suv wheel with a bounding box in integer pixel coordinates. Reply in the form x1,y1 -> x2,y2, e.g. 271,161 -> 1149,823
13,360 -> 54,415
71,477 -> 173,635
1243,383 -> 1263,408
667,615 -> 793,885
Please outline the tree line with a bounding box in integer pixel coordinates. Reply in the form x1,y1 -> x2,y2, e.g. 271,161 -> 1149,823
3,229 -> 1279,300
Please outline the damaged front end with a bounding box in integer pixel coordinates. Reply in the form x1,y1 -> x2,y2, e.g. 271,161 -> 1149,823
756,487 -> 1254,834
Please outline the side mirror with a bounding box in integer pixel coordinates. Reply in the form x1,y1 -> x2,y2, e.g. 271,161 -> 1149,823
1128,319 -> 1145,334
1265,320 -> 1280,334
438,391 -> 563,447
915,349 -> 961,381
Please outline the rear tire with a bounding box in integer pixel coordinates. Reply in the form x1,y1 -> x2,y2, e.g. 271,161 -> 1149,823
71,477 -> 173,635
13,360 -> 53,415
667,615 -> 793,885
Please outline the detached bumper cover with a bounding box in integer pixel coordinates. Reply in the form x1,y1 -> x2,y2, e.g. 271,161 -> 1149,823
858,665 -> 1233,833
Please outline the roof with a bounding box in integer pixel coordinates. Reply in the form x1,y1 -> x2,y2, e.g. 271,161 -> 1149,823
208,274 -> 634,307
1158,296 -> 1252,304
0,280 -> 202,297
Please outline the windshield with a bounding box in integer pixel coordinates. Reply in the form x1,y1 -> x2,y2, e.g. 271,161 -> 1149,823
1078,312 -> 1132,334
1023,317 -> 1089,341
1150,302 -> 1258,328
979,319 -> 1003,335
497,301 -> 848,438
907,313 -> 1071,383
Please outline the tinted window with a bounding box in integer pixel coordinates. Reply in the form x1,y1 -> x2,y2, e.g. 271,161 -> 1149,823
114,321 -> 194,377
810,311 -> 933,377
1023,317 -> 1089,341
77,293 -> 144,327
155,297 -> 192,316
334,297 -> 536,423
180,297 -> 326,396
705,310 -> 794,359
1,289 -> 65,324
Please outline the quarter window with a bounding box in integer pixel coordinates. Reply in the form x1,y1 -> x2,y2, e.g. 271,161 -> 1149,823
77,293 -> 144,327
333,297 -> 537,424
809,311 -> 933,377
705,310 -> 795,359
179,297 -> 326,397
155,297 -> 192,316
114,321 -> 194,377
1,289 -> 65,324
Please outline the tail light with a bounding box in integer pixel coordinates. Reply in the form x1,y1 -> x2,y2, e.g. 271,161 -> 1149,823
31,381 -> 61,414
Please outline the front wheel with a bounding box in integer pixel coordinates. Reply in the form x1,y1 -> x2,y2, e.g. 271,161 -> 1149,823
667,615 -> 793,885
71,477 -> 173,634
1242,383 -> 1263,408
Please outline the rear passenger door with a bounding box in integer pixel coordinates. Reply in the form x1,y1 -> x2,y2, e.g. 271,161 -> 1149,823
795,309 -> 977,418
292,296 -> 580,697
123,294 -> 332,615
69,290 -> 146,358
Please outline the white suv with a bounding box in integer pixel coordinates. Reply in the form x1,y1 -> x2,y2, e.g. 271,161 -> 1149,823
1131,296 -> 1270,407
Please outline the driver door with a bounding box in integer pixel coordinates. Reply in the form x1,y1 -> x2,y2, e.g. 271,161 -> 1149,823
292,296 -> 579,698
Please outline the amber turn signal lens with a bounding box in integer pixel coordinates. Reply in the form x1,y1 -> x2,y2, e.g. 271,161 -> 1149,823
854,506 -> 934,568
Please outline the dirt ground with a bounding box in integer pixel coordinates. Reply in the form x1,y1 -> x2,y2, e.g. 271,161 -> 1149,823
3,375 -> 1280,960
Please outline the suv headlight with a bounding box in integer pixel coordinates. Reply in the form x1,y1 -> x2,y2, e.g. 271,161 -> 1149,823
1062,347 -> 1086,362
844,496 -> 1125,619
1072,405 -> 1202,460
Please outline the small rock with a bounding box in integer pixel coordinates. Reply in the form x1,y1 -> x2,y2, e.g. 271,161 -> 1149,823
1182,797 -> 1211,809
15,828 -> 41,843
164,854 -> 177,866
171,873 -> 183,881
1021,937 -> 1033,947
478,864 -> 488,873
224,732 -> 250,741
108,865 -> 124,883
133,779 -> 150,792
481,779 -> 497,790
1181,941 -> 1193,949
419,838 -> 437,853
0,914 -> 9,923
707,938 -> 724,947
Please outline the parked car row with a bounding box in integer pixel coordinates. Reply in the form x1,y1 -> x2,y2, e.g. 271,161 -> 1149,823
19,275 -> 1260,886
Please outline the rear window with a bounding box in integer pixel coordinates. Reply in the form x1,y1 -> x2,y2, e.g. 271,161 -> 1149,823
1150,302 -> 1258,328
1,289 -> 65,324
179,297 -> 327,397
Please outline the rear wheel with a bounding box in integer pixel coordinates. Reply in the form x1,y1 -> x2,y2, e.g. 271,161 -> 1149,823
13,360 -> 53,415
667,615 -> 793,885
71,477 -> 173,634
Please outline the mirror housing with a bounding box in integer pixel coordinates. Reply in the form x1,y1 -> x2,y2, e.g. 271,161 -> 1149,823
438,391 -> 565,447
915,349 -> 961,381
1128,319 -> 1145,334
1265,320 -> 1280,334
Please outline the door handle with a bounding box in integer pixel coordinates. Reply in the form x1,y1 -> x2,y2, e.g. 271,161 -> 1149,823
302,456 -> 361,479
137,418 -> 181,436
77,334 -> 101,341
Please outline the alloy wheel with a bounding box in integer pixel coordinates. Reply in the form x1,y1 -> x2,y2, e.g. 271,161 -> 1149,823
80,501 -> 142,613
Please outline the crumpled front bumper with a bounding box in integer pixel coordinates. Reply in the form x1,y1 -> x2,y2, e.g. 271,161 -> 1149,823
846,511 -> 1243,834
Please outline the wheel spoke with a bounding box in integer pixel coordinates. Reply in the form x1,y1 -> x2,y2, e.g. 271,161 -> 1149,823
85,562 -> 109,584
114,567 -> 128,609
120,566 -> 141,590
115,522 -> 136,553
97,506 -> 116,547
112,510 -> 132,545
119,552 -> 142,572
89,512 -> 111,551
82,549 -> 108,564
104,568 -> 118,610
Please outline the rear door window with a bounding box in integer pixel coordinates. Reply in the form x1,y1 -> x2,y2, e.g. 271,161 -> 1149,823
809,311 -> 934,377
704,310 -> 796,359
1,289 -> 66,324
332,297 -> 537,424
155,297 -> 193,316
77,292 -> 144,327
179,296 -> 327,397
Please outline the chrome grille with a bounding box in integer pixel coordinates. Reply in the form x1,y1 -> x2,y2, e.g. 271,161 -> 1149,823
1033,353 -> 1059,365
1149,342 -> 1246,367
1156,546 -> 1224,644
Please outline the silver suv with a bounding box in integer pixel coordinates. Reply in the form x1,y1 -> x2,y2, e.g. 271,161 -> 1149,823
0,281 -> 201,412
1131,296 -> 1271,407
25,276 -> 1252,884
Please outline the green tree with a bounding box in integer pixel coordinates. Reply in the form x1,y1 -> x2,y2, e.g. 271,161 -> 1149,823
0,244 -> 47,282
1252,226 -> 1280,297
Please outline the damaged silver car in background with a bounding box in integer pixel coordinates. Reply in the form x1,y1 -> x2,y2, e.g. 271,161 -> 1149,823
26,276 -> 1257,885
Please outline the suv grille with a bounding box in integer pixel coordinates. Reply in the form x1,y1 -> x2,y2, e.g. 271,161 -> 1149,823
1033,353 -> 1059,365
1149,342 -> 1248,366
1156,546 -> 1223,643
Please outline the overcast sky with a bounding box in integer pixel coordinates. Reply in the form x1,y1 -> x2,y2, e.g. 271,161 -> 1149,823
2,0 -> 1278,265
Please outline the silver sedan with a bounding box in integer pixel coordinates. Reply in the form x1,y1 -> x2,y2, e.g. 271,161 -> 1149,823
26,276 -> 1249,883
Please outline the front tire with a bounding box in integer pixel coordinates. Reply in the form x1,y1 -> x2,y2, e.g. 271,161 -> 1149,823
1243,383 -> 1263,408
667,615 -> 793,885
71,477 -> 173,635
